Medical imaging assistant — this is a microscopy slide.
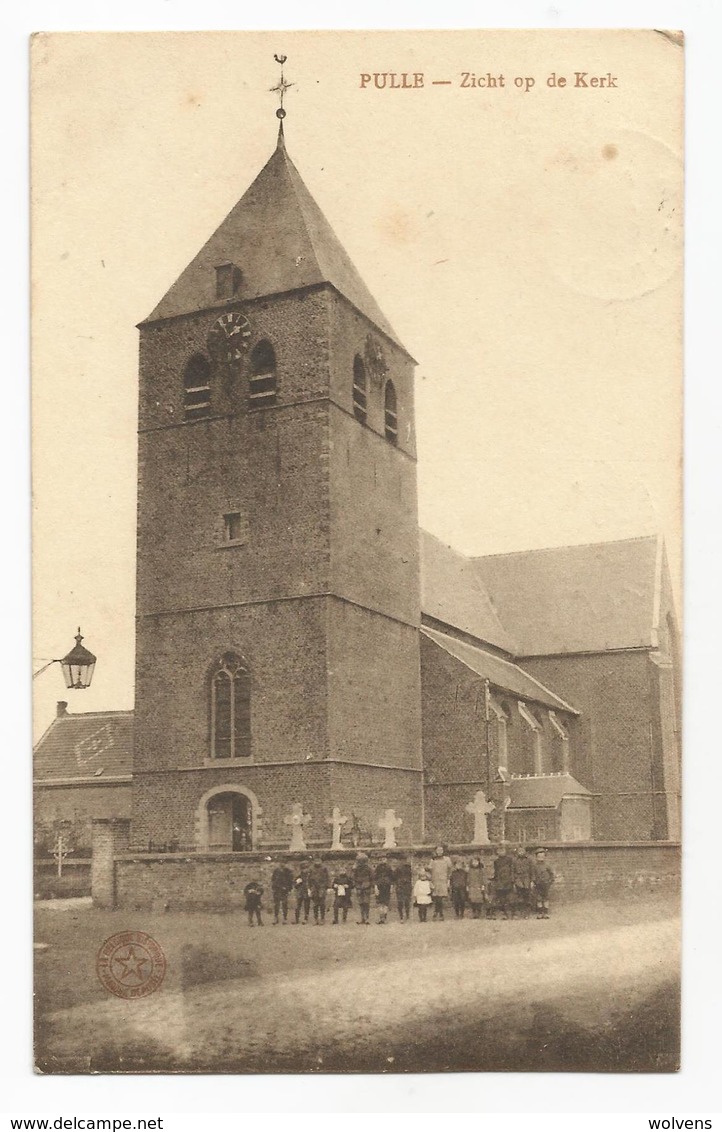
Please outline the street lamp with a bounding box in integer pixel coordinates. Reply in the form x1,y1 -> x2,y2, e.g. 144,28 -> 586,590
33,628 -> 97,689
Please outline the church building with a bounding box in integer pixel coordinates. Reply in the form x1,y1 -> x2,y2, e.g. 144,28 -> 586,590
34,114 -> 681,855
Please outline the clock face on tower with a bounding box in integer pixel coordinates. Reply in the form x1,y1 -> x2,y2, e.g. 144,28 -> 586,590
207,311 -> 252,363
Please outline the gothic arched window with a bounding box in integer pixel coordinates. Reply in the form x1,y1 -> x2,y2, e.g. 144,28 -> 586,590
249,340 -> 277,407
384,380 -> 398,444
211,653 -> 251,760
183,354 -> 212,421
352,355 -> 367,423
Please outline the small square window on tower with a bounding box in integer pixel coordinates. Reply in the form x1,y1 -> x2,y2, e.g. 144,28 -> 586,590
222,512 -> 248,545
215,262 -> 242,300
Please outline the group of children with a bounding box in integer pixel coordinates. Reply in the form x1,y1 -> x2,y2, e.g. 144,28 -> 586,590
243,844 -> 555,926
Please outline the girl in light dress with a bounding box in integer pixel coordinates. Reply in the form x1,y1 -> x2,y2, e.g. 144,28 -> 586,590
412,869 -> 433,922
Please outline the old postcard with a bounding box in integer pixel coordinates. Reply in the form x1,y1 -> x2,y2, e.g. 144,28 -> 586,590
32,29 -> 683,1074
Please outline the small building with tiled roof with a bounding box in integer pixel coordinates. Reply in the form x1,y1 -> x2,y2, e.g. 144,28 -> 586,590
34,702 -> 133,855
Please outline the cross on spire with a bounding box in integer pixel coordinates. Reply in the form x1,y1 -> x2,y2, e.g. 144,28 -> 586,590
270,53 -> 294,122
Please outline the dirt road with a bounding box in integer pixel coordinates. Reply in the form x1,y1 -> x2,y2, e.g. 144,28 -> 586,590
36,904 -> 679,1073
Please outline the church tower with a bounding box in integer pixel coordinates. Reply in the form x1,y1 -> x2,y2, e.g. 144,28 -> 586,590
131,110 -> 423,851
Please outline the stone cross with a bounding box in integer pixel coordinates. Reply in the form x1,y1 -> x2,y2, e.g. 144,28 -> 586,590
466,790 -> 496,845
378,809 -> 403,849
326,806 -> 349,850
284,802 -> 312,852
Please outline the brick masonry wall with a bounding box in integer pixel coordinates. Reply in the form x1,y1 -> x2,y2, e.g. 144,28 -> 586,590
133,598 -> 330,778
327,602 -> 422,771
92,818 -> 130,909
131,762 -> 332,849
112,841 -> 680,911
521,651 -> 670,841
130,761 -> 424,850
328,763 -> 424,845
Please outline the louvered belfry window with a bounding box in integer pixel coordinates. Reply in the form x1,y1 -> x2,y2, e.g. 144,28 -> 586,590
249,340 -> 277,407
183,354 -> 212,421
352,355 -> 367,423
211,653 -> 251,760
384,379 -> 398,444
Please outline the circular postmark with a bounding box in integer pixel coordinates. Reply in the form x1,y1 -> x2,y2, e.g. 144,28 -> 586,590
96,930 -> 166,1000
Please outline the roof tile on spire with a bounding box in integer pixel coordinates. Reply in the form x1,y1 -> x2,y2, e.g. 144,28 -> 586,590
142,136 -> 408,353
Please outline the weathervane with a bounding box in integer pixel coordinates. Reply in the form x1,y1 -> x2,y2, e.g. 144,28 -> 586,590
270,54 -> 294,119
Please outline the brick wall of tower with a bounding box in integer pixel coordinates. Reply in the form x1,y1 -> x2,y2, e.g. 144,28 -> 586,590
129,760 -> 423,850
328,763 -> 424,845
327,601 -> 422,771
130,763 -> 334,850
133,600 -> 330,780
138,288 -> 331,433
137,293 -> 335,617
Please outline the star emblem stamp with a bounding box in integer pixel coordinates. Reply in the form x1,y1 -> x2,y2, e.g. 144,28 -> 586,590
96,931 -> 166,1000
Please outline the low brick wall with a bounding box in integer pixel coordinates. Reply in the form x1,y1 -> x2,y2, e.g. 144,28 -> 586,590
112,841 -> 680,911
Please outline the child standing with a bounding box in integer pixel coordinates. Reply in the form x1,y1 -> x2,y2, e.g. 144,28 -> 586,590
331,867 -> 354,924
270,859 -> 294,924
467,856 -> 486,918
413,869 -> 433,922
373,855 -> 395,925
449,858 -> 469,919
244,879 -> 264,927
532,847 -> 555,919
292,860 -> 311,924
492,843 -> 514,919
352,852 -> 374,925
308,855 -> 330,925
394,856 -> 413,922
429,845 -> 453,921
512,846 -> 534,919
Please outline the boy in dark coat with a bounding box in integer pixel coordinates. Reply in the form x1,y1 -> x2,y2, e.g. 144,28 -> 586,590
394,856 -> 413,921
244,879 -> 264,926
308,855 -> 330,925
467,856 -> 486,918
331,867 -> 354,924
512,846 -> 534,919
532,847 -> 555,918
449,858 -> 469,919
271,859 -> 294,924
352,852 -> 374,924
492,844 -> 514,919
373,855 -> 395,924
293,860 -> 311,924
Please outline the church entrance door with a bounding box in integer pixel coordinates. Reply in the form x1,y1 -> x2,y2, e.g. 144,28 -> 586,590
206,791 -> 252,851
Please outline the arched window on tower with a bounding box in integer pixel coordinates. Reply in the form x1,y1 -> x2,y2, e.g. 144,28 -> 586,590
384,380 -> 398,444
183,354 -> 212,421
210,653 -> 251,760
249,340 -> 277,407
352,355 -> 367,423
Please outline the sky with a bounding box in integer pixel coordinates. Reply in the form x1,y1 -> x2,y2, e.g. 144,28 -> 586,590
31,30 -> 683,738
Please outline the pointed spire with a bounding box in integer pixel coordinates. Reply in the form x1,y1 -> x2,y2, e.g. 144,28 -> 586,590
276,117 -> 286,150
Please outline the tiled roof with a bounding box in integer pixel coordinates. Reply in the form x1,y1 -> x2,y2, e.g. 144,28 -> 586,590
34,711 -> 134,782
143,130 -> 408,354
421,627 -> 579,714
420,531 -> 518,655
473,536 -> 661,657
508,773 -> 592,810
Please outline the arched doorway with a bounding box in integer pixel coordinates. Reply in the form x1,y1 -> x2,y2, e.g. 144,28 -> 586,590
197,785 -> 261,851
